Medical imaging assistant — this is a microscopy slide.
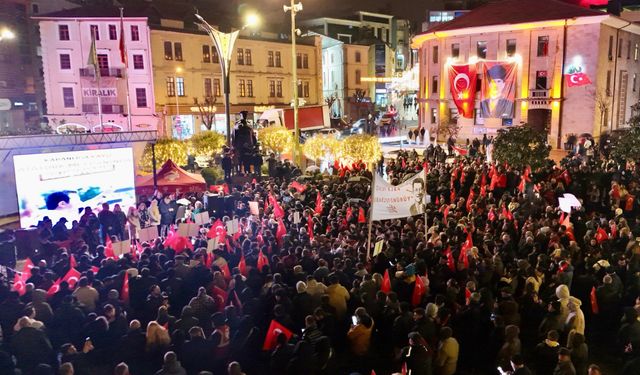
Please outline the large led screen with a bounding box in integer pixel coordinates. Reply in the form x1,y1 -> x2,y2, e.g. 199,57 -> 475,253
14,148 -> 136,228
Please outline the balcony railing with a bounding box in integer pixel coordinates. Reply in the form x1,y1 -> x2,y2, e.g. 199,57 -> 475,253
529,89 -> 551,108
82,104 -> 124,114
79,67 -> 124,78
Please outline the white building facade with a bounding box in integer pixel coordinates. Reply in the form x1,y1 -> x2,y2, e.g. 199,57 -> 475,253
412,0 -> 640,148
36,12 -> 157,133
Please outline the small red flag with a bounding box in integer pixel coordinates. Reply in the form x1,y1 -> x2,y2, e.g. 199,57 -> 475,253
290,181 -> 307,193
62,268 -> 81,288
381,269 -> 391,294
47,279 -> 62,299
13,272 -> 28,296
315,192 -> 323,215
121,272 -> 129,301
263,319 -> 294,351
445,246 -> 455,272
276,218 -> 287,245
346,207 -> 353,222
238,255 -> 247,277
465,288 -> 472,305
257,251 -> 269,272
595,227 -> 608,244
450,189 -> 456,203
466,189 -> 475,212
590,286 -> 599,314
307,216 -> 314,241
104,236 -> 116,259
69,254 -> 77,268
223,183 -> 230,194
412,274 -> 426,306
23,258 -> 34,277
358,207 -> 367,223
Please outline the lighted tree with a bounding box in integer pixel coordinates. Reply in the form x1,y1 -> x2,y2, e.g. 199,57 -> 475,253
339,134 -> 382,165
189,131 -> 225,158
492,124 -> 550,170
140,139 -> 188,173
257,126 -> 293,155
303,134 -> 339,163
194,96 -> 218,130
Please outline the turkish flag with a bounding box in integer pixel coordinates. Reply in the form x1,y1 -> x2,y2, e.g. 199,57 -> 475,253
263,320 -> 294,351
104,236 -> 116,260
238,255 -> 247,276
290,181 -> 307,193
346,207 -> 353,222
13,272 -> 29,296
207,219 -> 224,239
445,246 -> 456,272
62,268 -> 81,288
257,251 -> 269,272
47,279 -> 62,299
121,272 -> 129,301
69,254 -> 77,268
307,216 -> 314,241
315,192 -> 323,215
566,72 -> 592,87
443,205 -> 450,222
358,207 -> 367,224
269,193 -> 285,219
590,286 -> 599,314
466,189 -> 475,212
381,269 -> 391,294
276,218 -> 287,245
448,64 -> 477,118
412,274 -> 426,306
23,258 -> 34,277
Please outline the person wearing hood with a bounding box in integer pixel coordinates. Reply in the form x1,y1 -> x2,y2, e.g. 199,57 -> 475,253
556,285 -> 572,322
566,297 -> 585,346
155,351 -> 186,375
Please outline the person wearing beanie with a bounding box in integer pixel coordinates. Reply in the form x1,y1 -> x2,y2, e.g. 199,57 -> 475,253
155,351 -> 186,375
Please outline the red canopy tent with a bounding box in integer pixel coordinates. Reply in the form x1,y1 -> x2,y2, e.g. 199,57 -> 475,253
136,159 -> 206,195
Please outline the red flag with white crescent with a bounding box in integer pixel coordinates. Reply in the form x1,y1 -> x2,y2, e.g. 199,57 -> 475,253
448,64 -> 477,118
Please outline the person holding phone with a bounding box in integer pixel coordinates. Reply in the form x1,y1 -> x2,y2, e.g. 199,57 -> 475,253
347,307 -> 374,368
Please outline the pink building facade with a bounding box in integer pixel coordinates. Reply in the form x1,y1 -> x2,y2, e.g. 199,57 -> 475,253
35,12 -> 158,132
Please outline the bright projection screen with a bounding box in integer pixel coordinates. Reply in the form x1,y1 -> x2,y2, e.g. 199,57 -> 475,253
14,148 -> 136,228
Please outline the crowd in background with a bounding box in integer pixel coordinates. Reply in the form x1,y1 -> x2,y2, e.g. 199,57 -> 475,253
1,139 -> 640,375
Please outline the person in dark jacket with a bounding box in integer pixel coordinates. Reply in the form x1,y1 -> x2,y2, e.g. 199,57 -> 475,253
116,320 -> 147,374
534,330 -> 561,375
554,347 -> 577,375
401,331 -> 432,375
158,194 -> 177,237
11,317 -> 56,373
155,351 -> 187,375
181,326 -> 213,374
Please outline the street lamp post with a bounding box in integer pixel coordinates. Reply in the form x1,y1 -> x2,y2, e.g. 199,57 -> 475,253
195,14 -> 259,146
284,1 -> 303,166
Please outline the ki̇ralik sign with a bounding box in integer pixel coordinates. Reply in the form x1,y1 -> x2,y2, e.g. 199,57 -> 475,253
82,88 -> 117,97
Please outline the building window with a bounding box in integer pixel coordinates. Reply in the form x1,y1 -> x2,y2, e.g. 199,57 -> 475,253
477,41 -> 487,59
633,73 -> 637,92
130,25 -> 139,41
506,39 -> 516,57
618,39 -> 623,58
355,51 -> 361,63
135,88 -> 147,107
432,46 -> 438,63
164,41 -> 173,60
537,36 -> 549,57
535,71 -> 547,89
90,25 -> 99,40
431,108 -> 437,124
247,80 -> 254,97
176,77 -> 185,96
237,49 -> 244,65
166,77 -> 175,97
245,49 -> 252,65
268,51 -> 274,67
303,54 -> 309,69
32,3 -> 39,14
108,25 -> 117,40
202,45 -> 210,63
296,53 -> 302,69
606,70 -> 612,96
303,81 -> 309,98
608,35 -> 613,60
62,87 -> 74,108
212,48 -> 219,63
269,80 -> 276,97
204,78 -> 212,97
275,51 -> 282,67
432,76 -> 438,94
58,25 -> 70,41
451,43 -> 460,59
214,78 -> 221,96
276,80 -> 283,97
297,82 -> 303,97
355,69 -> 361,84
133,54 -> 144,70
628,40 -> 631,59
97,54 -> 109,76
59,54 -> 71,70
238,79 -> 246,97
174,42 -> 183,61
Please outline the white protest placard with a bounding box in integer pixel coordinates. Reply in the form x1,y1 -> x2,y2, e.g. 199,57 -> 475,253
563,193 -> 582,208
139,226 -> 158,244
175,206 -> 186,223
112,240 -> 131,258
194,211 -> 210,225
249,201 -> 260,216
207,238 -> 218,253
371,170 -> 427,221
178,223 -> 200,237
558,197 -> 573,213
293,212 -> 301,224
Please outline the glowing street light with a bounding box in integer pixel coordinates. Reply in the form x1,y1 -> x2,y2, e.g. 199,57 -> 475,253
0,28 -> 15,41
195,12 -> 261,146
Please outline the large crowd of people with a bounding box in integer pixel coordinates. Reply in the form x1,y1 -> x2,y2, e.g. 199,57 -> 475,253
1,140 -> 639,375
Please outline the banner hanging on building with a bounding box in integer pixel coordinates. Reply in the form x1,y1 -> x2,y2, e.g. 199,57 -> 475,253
371,170 -> 426,221
447,64 -> 477,118
480,61 -> 517,119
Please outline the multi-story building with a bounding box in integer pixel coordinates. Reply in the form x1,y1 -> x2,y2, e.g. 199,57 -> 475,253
150,21 -> 322,139
412,0 -> 640,148
35,7 -> 157,132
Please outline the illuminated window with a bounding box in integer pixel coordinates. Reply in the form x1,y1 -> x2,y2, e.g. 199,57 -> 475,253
268,51 -> 274,67
247,80 -> 254,97
166,77 -> 175,97
245,49 -> 252,65
202,45 -> 210,63
174,43 -> 183,61
275,51 -> 282,67
537,36 -> 549,57
477,41 -> 487,59
176,77 -> 185,96
506,39 -> 516,57
164,42 -> 173,60
214,79 -> 221,96
204,78 -> 212,97
238,79 -> 246,97
269,80 -> 275,97
276,81 -> 283,97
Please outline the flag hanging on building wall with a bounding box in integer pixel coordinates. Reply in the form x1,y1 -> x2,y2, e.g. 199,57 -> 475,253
447,64 -> 477,118
480,61 -> 517,119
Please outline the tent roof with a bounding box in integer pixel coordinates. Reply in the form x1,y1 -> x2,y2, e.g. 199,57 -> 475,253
136,159 -> 206,194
